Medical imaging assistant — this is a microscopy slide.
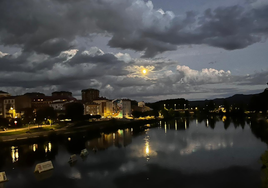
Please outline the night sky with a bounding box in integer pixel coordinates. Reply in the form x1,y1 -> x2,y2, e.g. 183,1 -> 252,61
0,0 -> 267,102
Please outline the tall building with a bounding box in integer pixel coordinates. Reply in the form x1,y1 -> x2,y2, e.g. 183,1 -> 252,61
122,100 -> 132,118
81,88 -> 99,102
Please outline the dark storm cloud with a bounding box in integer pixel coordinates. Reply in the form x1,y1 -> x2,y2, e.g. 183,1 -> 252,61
0,0 -> 97,56
0,0 -> 267,101
0,0 -> 267,57
0,47 -> 130,92
0,52 -> 30,72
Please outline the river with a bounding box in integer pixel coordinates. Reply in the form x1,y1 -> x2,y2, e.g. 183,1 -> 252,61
0,117 -> 267,188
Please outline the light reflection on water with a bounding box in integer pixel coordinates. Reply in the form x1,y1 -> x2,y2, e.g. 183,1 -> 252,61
0,118 -> 267,188
11,146 -> 19,163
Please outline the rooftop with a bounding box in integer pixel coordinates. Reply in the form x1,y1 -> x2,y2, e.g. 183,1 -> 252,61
81,88 -> 99,92
32,96 -> 77,101
85,102 -> 99,105
0,91 -> 9,94
52,91 -> 72,94
93,97 -> 108,101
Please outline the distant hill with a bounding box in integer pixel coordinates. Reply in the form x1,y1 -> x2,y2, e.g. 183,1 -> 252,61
147,89 -> 268,110
146,98 -> 188,110
190,94 -> 255,108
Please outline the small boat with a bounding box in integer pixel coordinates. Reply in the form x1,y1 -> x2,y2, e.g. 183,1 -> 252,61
80,149 -> 89,157
0,172 -> 8,183
68,154 -> 77,164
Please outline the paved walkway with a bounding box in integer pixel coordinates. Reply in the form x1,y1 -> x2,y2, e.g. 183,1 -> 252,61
1,125 -> 52,133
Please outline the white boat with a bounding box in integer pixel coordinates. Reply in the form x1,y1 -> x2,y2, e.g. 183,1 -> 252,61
0,172 -> 8,183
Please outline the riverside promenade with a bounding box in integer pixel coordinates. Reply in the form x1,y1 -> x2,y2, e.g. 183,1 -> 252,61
0,119 -> 158,143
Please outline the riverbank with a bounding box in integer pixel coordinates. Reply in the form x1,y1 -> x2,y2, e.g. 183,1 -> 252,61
0,119 -> 159,143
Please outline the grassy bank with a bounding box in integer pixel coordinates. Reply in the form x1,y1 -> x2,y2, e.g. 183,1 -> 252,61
0,124 -> 64,136
0,119 -> 159,144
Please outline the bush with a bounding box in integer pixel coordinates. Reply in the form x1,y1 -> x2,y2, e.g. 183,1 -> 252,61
0,118 -> 8,127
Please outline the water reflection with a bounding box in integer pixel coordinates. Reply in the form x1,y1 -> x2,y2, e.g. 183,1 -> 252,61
86,129 -> 132,150
11,146 -> 19,163
45,142 -> 52,153
145,130 -> 150,161
0,117 -> 267,188
32,144 -> 38,152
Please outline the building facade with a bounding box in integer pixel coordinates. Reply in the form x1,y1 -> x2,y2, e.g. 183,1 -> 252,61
84,102 -> 100,115
93,98 -> 113,117
31,96 -> 76,110
82,89 -> 99,102
138,101 -> 145,107
2,96 -> 32,118
122,100 -> 132,118
50,100 -> 68,111
112,99 -> 131,118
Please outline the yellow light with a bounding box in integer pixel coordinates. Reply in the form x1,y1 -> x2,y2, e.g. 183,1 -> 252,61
142,69 -> 147,74
33,144 -> 37,152
146,145 -> 149,155
48,142 -> 52,152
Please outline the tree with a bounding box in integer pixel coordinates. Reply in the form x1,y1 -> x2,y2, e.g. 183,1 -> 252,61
168,108 -> 175,117
208,100 -> 216,112
160,109 -> 169,118
0,117 -> 8,127
22,108 -> 35,125
132,111 -> 143,118
223,100 -> 230,114
36,107 -> 56,124
65,102 -> 84,120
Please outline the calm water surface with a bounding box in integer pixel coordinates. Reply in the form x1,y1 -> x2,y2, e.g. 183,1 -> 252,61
0,118 -> 267,188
